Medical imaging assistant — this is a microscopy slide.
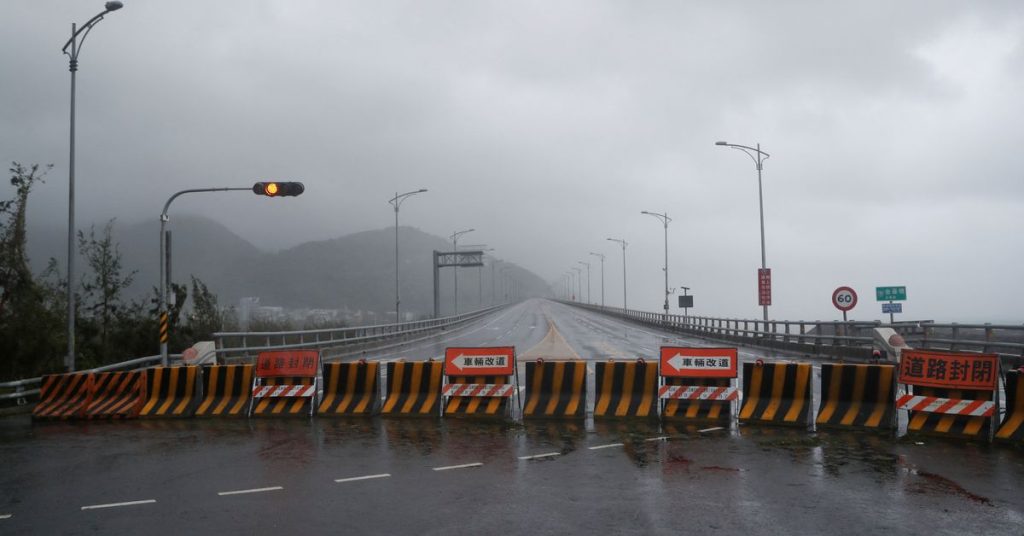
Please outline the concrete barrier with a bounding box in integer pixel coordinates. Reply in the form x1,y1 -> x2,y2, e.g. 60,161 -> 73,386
995,370 -> 1023,442
738,362 -> 812,427
594,360 -> 658,419
318,361 -> 381,416
85,371 -> 144,419
522,360 -> 586,419
32,373 -> 91,420
139,366 -> 200,418
816,363 -> 895,430
382,361 -> 444,417
194,364 -> 253,417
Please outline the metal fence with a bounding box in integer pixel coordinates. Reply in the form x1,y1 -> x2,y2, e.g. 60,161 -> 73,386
0,354 -> 166,406
567,302 -> 1024,369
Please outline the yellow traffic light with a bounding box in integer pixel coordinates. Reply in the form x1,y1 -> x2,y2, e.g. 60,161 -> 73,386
252,182 -> 304,197
266,182 -> 279,196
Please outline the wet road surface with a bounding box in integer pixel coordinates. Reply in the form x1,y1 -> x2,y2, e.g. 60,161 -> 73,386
1,299 -> 1022,534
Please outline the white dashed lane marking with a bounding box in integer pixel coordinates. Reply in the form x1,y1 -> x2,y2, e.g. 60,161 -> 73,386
335,474 -> 391,483
217,486 -> 283,496
587,443 -> 624,450
81,500 -> 156,511
519,452 -> 561,460
433,463 -> 484,471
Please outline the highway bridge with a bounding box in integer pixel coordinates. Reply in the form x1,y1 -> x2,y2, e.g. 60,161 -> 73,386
2,299 -> 1023,535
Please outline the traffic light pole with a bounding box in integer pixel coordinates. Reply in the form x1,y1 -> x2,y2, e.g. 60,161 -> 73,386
158,187 -> 253,365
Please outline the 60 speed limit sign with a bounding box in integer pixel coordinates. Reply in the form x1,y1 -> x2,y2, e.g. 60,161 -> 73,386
832,286 -> 858,312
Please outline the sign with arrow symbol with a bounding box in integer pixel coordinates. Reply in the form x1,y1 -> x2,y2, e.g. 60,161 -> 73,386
445,346 -> 516,376
659,347 -> 738,378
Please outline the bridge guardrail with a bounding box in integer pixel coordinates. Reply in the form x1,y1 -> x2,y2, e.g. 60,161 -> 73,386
0,354 -> 167,405
564,302 -> 1024,369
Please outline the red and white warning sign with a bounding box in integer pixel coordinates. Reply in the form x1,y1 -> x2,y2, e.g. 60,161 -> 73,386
445,346 -> 516,376
659,347 -> 738,379
898,349 -> 998,391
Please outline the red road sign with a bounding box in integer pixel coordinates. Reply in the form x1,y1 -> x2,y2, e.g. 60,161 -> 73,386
255,350 -> 319,378
758,269 -> 771,306
898,349 -> 998,391
445,346 -> 516,376
659,347 -> 738,379
832,286 -> 858,312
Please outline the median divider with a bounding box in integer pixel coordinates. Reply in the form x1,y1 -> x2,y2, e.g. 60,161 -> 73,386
85,371 -> 144,419
816,363 -> 896,430
139,366 -> 200,418
443,347 -> 517,419
898,350 -> 999,440
382,360 -> 444,417
249,350 -> 320,417
738,361 -> 812,427
995,370 -> 1023,443
659,347 -> 738,423
195,364 -> 254,417
594,359 -> 658,419
33,373 -> 92,420
318,361 -> 381,416
522,359 -> 587,419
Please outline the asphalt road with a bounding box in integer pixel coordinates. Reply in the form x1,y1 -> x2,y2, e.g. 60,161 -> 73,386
1,299 -> 1022,535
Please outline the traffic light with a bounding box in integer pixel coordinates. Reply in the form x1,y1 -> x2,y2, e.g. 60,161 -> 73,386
253,182 -> 304,197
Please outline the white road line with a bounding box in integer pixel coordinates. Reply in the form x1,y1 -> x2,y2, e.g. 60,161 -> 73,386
334,473 -> 391,483
698,427 -> 725,433
81,500 -> 156,511
519,452 -> 561,460
433,463 -> 483,471
644,436 -> 670,442
217,486 -> 283,496
0,514 -> 12,520
587,443 -> 624,450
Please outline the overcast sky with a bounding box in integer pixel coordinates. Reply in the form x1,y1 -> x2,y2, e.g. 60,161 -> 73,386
2,1 -> 1023,323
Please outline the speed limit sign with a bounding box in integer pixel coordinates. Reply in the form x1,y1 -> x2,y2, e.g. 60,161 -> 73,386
832,286 -> 858,312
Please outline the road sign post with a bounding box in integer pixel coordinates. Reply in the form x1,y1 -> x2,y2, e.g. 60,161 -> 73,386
876,286 -> 907,324
831,286 -> 857,322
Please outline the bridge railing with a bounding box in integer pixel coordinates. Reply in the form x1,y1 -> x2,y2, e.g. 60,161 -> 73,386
0,354 -> 167,407
213,304 -> 507,361
566,301 -> 1024,368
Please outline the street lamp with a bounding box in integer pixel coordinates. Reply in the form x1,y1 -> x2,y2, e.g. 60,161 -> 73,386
61,1 -> 125,371
589,252 -> 605,307
578,261 -> 591,304
641,211 -> 672,320
571,267 -> 582,303
460,244 -> 492,308
449,228 -> 474,314
716,140 -> 771,323
388,189 -> 427,323
606,238 -> 628,311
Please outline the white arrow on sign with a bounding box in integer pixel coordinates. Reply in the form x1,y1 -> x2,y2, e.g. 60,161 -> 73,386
666,353 -> 731,370
450,354 -> 510,370
668,354 -> 688,370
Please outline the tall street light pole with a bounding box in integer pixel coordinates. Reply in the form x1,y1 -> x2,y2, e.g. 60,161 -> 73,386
62,1 -> 125,372
578,261 -> 591,305
460,244 -> 492,309
641,211 -> 672,321
589,252 -> 605,307
716,140 -> 771,323
571,267 -> 582,303
449,228 -> 474,314
389,189 -> 427,323
606,238 -> 628,311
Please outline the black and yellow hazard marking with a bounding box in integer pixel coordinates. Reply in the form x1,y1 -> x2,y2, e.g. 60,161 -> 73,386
318,362 -> 381,416
738,362 -> 812,427
815,363 -> 896,430
159,312 -> 169,344
33,373 -> 92,420
250,376 -> 316,417
522,361 -> 587,419
139,366 -> 200,418
381,361 -> 444,417
444,375 -> 511,418
996,371 -> 1023,442
195,364 -> 253,417
85,371 -> 144,419
593,360 -> 658,419
907,386 -> 993,439
661,378 -> 733,422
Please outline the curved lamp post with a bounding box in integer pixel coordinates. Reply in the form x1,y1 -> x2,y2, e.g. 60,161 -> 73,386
449,228 -> 474,314
61,1 -> 125,372
641,211 -> 672,321
388,189 -> 427,323
606,238 -> 628,311
589,252 -> 605,307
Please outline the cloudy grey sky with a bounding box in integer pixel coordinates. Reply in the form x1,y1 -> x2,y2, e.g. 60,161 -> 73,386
2,1 -> 1023,323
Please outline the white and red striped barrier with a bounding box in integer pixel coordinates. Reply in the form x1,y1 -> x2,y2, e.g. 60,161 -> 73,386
252,385 -> 317,399
896,394 -> 995,417
658,385 -> 739,401
442,383 -> 515,398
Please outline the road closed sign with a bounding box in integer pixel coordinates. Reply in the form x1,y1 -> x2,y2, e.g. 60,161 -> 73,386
445,346 -> 516,376
659,347 -> 738,379
832,286 -> 857,312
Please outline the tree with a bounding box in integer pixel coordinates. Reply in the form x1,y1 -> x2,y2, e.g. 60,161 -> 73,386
188,275 -> 222,340
77,219 -> 136,362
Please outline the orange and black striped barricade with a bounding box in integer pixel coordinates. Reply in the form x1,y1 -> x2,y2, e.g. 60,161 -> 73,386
442,346 -> 517,419
996,369 -> 1023,443
85,371 -> 145,419
381,360 -> 444,417
738,361 -> 813,428
318,360 -> 381,416
249,350 -> 320,417
659,347 -> 738,423
522,359 -> 586,419
816,363 -> 896,430
594,359 -> 658,419
898,350 -> 999,441
33,373 -> 92,420
195,364 -> 253,417
139,366 -> 201,418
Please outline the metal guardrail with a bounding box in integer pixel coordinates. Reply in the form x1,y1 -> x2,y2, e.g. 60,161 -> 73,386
0,354 -> 167,404
567,302 -> 1024,367
213,304 -> 507,360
